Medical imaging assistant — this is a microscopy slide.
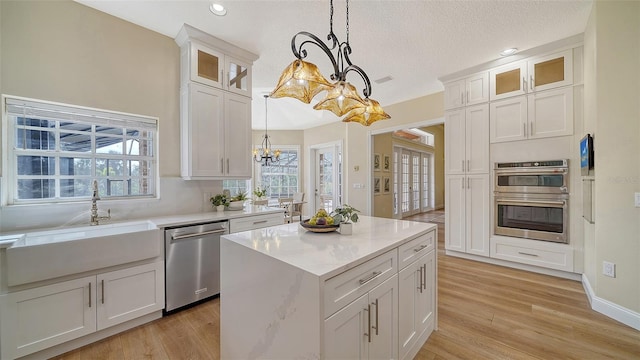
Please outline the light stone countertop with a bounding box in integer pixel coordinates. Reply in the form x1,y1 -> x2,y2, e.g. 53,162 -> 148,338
221,215 -> 437,280
149,205 -> 284,228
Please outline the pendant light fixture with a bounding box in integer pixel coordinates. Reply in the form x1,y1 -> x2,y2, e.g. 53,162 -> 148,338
270,0 -> 390,126
253,95 -> 281,166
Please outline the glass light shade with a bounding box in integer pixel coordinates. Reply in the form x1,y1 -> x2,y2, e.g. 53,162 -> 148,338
270,60 -> 333,104
342,98 -> 390,126
313,81 -> 367,117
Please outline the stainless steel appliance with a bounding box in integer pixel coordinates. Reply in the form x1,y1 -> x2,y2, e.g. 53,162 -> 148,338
494,159 -> 568,194
164,221 -> 228,312
494,160 -> 569,243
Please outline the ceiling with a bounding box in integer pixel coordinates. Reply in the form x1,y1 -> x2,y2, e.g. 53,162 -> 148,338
75,0 -> 593,130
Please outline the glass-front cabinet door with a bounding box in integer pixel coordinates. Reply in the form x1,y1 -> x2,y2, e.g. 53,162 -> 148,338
527,49 -> 573,93
490,61 -> 527,101
190,41 -> 224,89
225,57 -> 252,96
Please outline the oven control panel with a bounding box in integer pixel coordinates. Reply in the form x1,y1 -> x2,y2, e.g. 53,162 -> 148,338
495,159 -> 568,169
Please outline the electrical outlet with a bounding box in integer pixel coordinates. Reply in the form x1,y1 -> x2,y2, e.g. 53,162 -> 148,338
603,261 -> 616,278
635,192 -> 640,208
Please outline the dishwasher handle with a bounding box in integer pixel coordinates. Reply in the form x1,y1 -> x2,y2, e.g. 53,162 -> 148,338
171,228 -> 227,241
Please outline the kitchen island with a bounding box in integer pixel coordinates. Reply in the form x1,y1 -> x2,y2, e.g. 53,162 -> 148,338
220,216 -> 437,360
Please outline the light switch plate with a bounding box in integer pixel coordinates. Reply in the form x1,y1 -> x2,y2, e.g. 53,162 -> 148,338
603,261 -> 616,278
635,192 -> 640,208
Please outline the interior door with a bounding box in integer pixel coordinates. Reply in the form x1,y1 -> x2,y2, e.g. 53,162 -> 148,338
400,149 -> 421,217
314,145 -> 341,213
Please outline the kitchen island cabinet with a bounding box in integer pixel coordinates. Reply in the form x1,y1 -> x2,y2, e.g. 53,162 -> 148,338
220,216 -> 437,359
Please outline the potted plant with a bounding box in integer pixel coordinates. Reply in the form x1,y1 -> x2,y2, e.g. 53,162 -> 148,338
253,186 -> 268,200
331,204 -> 360,235
210,194 -> 229,212
228,191 -> 248,210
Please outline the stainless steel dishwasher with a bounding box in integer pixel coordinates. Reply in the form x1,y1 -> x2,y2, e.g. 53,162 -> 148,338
164,220 -> 228,313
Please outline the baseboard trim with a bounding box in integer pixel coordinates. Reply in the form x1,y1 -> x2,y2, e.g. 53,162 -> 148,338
582,274 -> 640,331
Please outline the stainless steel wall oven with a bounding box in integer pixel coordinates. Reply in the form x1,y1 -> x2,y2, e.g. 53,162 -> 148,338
494,160 -> 569,243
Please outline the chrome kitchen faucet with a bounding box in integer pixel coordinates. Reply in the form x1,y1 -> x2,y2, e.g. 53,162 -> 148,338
90,180 -> 111,226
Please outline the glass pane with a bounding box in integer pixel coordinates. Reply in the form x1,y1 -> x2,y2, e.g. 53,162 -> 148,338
129,178 -> 152,196
125,139 -> 153,156
18,179 -> 55,199
129,160 -> 140,176
96,158 -> 124,176
198,50 -> 220,82
535,57 -> 565,87
96,126 -> 122,135
107,179 -> 125,196
60,122 -> 91,132
228,61 -> 248,91
60,179 -> 91,197
16,128 -> 55,150
60,157 -> 91,176
96,136 -> 123,154
495,68 -> 521,95
17,117 -> 55,128
17,156 -> 55,175
60,132 -> 92,152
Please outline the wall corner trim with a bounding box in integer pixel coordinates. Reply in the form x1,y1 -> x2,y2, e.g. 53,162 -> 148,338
582,274 -> 640,331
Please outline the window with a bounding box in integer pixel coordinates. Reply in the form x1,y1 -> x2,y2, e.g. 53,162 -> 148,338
3,97 -> 157,204
256,147 -> 299,198
223,179 -> 251,198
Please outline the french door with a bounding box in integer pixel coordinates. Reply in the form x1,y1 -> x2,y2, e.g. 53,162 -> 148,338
394,147 -> 433,218
313,144 -> 342,213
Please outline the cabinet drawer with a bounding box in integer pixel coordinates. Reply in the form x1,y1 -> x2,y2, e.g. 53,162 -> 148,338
398,231 -> 435,270
490,236 -> 573,272
324,249 -> 397,318
229,213 -> 282,233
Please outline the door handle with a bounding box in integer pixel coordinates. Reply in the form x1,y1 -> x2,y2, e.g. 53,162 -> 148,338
101,279 -> 105,304
417,267 -> 423,293
530,75 -> 534,90
171,228 -> 227,241
422,264 -> 427,290
371,298 -> 379,336
365,304 -> 371,343
88,283 -> 92,308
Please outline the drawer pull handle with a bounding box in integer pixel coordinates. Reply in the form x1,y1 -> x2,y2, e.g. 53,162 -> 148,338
253,220 -> 268,225
359,271 -> 382,285
413,244 -> 428,253
518,251 -> 539,257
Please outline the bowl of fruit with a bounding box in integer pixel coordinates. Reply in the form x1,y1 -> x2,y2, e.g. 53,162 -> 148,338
300,209 -> 339,233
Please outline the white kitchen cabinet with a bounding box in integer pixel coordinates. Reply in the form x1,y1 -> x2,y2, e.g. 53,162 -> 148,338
490,87 -> 573,143
0,262 -> 164,359
180,82 -> 251,179
445,103 -> 490,175
398,251 -> 435,360
445,174 -> 490,257
229,212 -> 284,233
176,25 -> 257,98
443,72 -> 489,110
490,49 -> 573,101
324,274 -> 398,360
96,262 -> 165,330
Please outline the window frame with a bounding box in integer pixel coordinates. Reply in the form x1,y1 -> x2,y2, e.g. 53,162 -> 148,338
254,145 -> 300,199
2,95 -> 159,206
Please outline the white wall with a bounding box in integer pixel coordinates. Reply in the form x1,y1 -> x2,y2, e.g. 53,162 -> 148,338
0,1 -> 224,232
585,0 -> 640,314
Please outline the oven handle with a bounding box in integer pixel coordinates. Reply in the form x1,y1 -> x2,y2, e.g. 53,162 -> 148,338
495,168 -> 567,175
496,199 -> 566,207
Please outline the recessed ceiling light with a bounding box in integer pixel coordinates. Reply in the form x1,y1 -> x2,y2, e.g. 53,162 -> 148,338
210,3 -> 227,16
499,48 -> 518,57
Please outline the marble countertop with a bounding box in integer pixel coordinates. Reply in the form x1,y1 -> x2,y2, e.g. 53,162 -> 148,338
221,216 -> 437,280
150,205 -> 284,228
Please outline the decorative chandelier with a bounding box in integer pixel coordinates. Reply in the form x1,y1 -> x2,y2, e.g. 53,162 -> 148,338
253,95 -> 281,166
270,0 -> 390,126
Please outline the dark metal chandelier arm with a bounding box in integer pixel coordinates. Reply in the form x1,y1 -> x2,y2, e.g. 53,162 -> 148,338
291,31 -> 340,79
343,64 -> 372,98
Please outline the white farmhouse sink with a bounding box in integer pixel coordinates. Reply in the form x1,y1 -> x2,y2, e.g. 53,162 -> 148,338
6,221 -> 161,286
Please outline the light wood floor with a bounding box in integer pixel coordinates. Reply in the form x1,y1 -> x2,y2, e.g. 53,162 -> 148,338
52,210 -> 640,359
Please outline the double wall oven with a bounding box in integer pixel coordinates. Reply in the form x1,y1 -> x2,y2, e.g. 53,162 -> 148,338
494,160 -> 569,243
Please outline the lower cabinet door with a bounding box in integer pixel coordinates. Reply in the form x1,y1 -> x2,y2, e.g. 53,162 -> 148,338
0,276 -> 96,359
368,274 -> 399,360
324,293 -> 370,360
398,252 -> 433,360
96,262 -> 164,330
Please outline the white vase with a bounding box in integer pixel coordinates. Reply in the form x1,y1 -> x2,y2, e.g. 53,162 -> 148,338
339,222 -> 352,235
216,205 -> 225,212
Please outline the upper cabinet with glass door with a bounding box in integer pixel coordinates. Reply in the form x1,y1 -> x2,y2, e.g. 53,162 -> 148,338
176,24 -> 258,98
189,41 -> 253,97
490,49 -> 573,101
